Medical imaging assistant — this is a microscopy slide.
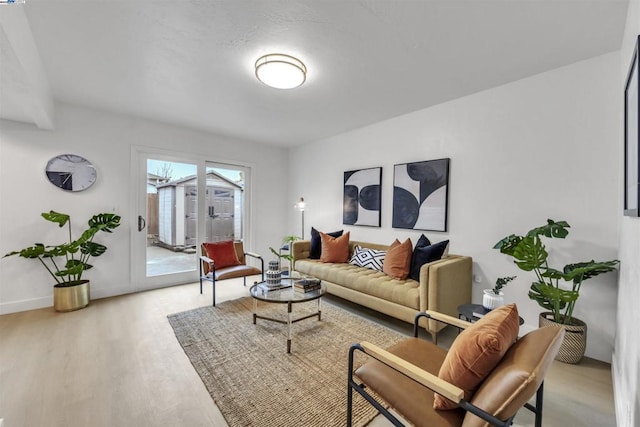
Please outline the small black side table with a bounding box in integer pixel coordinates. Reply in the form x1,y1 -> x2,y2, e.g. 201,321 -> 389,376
458,303 -> 524,325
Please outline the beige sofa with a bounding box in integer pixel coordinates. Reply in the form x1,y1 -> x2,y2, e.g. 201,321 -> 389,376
292,239 -> 472,342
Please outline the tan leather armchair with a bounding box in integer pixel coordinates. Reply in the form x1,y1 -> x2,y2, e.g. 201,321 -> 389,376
199,241 -> 264,306
347,310 -> 564,427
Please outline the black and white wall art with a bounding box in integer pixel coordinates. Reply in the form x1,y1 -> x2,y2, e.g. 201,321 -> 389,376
392,158 -> 450,231
343,167 -> 382,227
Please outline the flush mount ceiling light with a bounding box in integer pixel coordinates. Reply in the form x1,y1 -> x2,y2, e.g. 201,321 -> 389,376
255,53 -> 307,89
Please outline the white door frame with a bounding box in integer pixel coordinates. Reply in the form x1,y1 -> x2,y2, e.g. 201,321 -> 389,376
130,145 -> 253,291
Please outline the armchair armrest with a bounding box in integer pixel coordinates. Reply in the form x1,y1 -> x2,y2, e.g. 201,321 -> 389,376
200,255 -> 214,265
292,240 -> 311,268
244,251 -> 262,260
423,310 -> 472,330
359,341 -> 463,404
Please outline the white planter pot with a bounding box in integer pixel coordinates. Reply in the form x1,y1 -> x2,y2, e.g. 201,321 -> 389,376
482,290 -> 504,310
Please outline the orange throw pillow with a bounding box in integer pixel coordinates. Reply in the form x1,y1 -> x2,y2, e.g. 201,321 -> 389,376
382,238 -> 412,280
203,241 -> 241,270
434,303 -> 520,410
319,231 -> 350,263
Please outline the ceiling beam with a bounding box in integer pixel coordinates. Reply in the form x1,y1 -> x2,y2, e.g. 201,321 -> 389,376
0,5 -> 54,130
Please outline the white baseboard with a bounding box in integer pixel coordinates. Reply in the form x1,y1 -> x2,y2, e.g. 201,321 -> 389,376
0,296 -> 51,314
0,286 -> 133,314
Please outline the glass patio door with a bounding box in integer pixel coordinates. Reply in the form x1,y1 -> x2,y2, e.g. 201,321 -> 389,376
131,148 -> 252,291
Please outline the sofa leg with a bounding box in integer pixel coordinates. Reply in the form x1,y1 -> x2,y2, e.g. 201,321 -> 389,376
431,330 -> 438,345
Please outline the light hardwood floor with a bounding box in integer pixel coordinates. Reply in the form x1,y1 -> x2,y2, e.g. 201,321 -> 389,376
0,279 -> 616,426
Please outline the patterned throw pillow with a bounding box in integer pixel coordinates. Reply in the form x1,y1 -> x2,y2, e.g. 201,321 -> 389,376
349,245 -> 386,271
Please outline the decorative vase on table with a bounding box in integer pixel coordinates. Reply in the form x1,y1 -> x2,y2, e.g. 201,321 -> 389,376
482,289 -> 504,310
266,260 -> 282,286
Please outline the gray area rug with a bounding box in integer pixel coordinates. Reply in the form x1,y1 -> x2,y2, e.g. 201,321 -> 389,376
167,297 -> 407,427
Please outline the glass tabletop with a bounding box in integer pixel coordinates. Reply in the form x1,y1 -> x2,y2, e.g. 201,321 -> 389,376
250,278 -> 326,303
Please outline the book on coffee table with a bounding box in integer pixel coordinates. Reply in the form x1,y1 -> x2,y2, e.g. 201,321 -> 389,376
257,283 -> 291,293
294,284 -> 321,293
293,278 -> 320,287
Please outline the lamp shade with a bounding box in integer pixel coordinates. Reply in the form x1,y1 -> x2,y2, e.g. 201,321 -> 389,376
255,54 -> 306,89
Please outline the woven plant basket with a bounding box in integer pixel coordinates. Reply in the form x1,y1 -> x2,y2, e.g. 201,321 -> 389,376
539,312 -> 587,364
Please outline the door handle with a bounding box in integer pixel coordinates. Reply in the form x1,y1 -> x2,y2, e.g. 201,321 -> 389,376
138,215 -> 146,232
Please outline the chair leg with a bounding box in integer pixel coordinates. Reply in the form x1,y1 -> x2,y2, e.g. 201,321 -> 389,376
534,382 -> 544,427
199,262 -> 203,294
347,382 -> 353,427
243,276 -> 247,287
347,344 -> 405,427
212,277 -> 216,307
523,381 -> 544,427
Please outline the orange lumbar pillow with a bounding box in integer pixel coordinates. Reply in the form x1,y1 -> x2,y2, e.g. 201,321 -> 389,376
382,238 -> 413,280
434,303 -> 520,410
203,240 -> 241,269
319,231 -> 351,263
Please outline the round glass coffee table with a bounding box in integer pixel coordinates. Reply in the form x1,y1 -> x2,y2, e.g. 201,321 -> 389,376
250,278 -> 326,353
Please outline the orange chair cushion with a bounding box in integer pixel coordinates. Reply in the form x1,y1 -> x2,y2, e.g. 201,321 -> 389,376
434,303 -> 520,410
319,231 -> 350,263
382,238 -> 413,280
203,241 -> 241,269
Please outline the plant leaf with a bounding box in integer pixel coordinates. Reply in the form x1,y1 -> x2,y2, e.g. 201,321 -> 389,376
88,213 -> 121,232
79,228 -> 98,243
3,243 -> 46,259
56,260 -> 89,276
512,235 -> 547,271
562,260 -> 620,283
528,282 -> 573,310
44,242 -> 79,257
526,219 -> 570,239
493,234 -> 522,256
81,241 -> 107,257
41,211 -> 70,227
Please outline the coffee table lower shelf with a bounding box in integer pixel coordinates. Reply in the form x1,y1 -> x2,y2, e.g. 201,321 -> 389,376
250,280 -> 326,353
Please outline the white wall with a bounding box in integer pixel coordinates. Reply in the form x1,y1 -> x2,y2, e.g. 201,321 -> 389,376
0,104 -> 289,313
613,2 -> 640,426
289,52 -> 620,363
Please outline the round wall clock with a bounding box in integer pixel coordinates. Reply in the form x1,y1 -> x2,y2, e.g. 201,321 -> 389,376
45,154 -> 97,192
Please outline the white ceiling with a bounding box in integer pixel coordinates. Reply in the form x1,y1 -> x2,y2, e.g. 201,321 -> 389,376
0,0 -> 630,147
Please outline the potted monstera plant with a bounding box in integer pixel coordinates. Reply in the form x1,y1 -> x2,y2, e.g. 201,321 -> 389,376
494,219 -> 619,363
3,211 -> 121,312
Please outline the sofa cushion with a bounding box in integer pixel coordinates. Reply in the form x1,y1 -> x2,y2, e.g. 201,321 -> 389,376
295,259 -> 421,310
203,241 -> 241,269
383,238 -> 413,280
350,245 -> 386,271
410,239 -> 449,281
320,231 -> 350,263
310,227 -> 343,259
434,303 -> 520,410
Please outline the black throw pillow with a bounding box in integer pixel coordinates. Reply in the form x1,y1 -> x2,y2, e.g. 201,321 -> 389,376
309,227 -> 344,259
409,239 -> 449,281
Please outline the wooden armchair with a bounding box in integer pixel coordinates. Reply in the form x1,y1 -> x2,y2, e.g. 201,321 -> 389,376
199,241 -> 264,306
347,305 -> 564,427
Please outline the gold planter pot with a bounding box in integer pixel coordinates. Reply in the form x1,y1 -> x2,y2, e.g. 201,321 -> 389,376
53,280 -> 90,312
539,312 -> 587,364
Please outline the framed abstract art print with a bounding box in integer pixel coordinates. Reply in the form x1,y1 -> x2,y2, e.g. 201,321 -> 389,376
392,158 -> 450,232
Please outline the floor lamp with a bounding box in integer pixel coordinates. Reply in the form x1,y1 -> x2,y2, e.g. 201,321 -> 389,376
297,197 -> 306,239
